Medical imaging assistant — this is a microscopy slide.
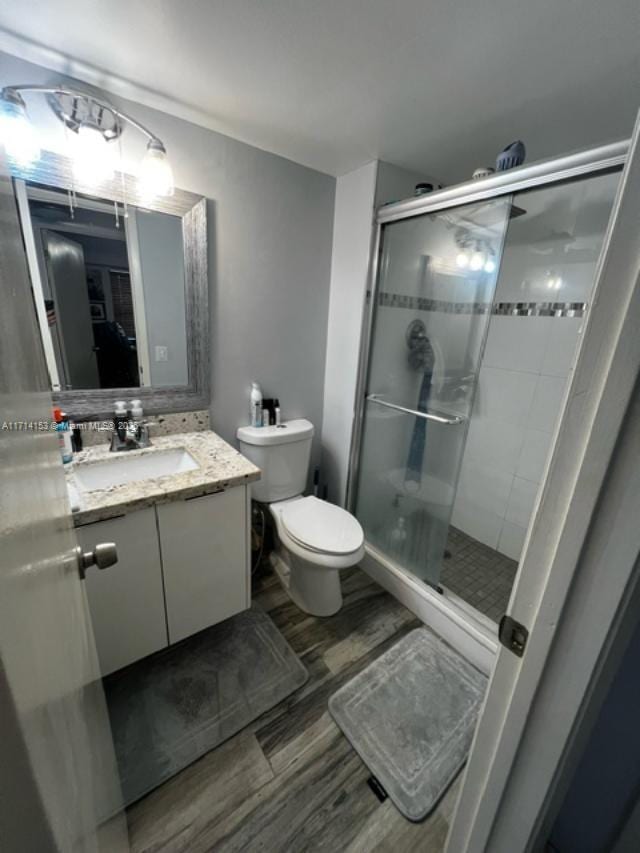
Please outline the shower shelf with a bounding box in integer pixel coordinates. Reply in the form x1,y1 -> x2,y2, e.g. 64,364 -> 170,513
366,394 -> 465,425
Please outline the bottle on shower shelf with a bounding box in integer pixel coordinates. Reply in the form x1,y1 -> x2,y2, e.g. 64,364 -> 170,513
388,516 -> 408,558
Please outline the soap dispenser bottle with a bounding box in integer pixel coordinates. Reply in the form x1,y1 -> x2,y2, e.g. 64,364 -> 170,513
114,400 -> 128,442
130,399 -> 144,422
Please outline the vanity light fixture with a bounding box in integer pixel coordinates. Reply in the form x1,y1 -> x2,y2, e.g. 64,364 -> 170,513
455,250 -> 470,269
139,139 -> 175,199
0,88 -> 40,167
454,233 -> 497,275
71,117 -> 118,185
546,272 -> 563,290
0,84 -> 174,198
483,251 -> 496,274
469,247 -> 485,271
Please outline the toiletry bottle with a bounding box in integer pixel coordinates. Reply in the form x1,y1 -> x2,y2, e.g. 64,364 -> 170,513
71,422 -> 83,453
54,408 -> 73,463
114,400 -> 128,442
250,382 -> 262,427
262,406 -> 270,427
60,412 -> 73,463
53,408 -> 64,461
389,516 -> 408,557
130,399 -> 145,442
274,399 -> 281,426
130,399 -> 143,421
262,398 -> 275,425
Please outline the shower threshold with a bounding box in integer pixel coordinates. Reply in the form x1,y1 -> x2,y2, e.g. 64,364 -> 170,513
360,543 -> 500,674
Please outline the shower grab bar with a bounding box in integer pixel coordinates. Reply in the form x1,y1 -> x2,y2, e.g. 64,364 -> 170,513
366,394 -> 465,425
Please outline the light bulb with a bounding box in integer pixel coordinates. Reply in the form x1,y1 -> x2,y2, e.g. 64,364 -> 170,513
546,274 -> 560,290
469,251 -> 484,271
139,140 -> 174,198
484,257 -> 496,273
72,121 -> 116,185
0,93 -> 40,167
456,251 -> 469,269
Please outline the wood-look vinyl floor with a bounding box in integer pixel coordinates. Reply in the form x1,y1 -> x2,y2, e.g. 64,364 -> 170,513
126,567 -> 459,853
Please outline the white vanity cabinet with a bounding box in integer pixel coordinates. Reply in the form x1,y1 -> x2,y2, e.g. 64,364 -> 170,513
78,508 -> 168,677
78,484 -> 251,675
157,487 -> 251,644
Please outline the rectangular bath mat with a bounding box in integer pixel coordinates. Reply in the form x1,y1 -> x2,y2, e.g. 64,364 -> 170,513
329,628 -> 487,821
105,606 -> 308,805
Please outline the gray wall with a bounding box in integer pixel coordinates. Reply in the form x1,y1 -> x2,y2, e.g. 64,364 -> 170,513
374,160 -> 437,207
0,52 -> 336,466
320,158 -> 438,506
321,161 -> 378,506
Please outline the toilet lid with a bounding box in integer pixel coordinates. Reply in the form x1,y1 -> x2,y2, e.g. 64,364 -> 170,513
281,496 -> 364,556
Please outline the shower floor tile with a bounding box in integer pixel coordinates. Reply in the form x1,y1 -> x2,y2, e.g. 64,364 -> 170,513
441,527 -> 518,623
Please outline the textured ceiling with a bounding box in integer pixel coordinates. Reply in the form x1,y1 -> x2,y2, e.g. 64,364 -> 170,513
0,0 -> 638,182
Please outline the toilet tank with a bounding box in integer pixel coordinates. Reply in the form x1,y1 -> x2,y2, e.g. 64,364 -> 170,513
237,419 -> 314,503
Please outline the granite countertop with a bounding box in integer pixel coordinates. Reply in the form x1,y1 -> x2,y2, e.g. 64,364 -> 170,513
67,430 -> 260,526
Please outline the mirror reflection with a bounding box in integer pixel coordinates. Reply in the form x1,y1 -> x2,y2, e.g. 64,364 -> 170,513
21,184 -> 188,391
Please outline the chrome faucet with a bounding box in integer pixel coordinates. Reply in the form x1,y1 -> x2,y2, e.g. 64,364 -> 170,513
109,418 -> 151,452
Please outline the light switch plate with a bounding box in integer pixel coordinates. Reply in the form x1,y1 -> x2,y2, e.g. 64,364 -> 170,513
155,345 -> 168,362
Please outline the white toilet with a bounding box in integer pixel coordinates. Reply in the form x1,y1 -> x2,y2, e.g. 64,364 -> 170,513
237,419 -> 364,616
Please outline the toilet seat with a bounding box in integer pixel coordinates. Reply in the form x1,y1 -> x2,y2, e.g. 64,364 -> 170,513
281,496 -> 364,556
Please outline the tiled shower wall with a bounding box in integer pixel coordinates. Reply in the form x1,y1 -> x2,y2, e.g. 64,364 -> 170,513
450,313 -> 581,560
451,169 -> 621,561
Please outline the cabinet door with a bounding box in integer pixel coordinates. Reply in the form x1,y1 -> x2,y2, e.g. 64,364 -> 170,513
157,486 -> 250,643
78,508 -> 168,676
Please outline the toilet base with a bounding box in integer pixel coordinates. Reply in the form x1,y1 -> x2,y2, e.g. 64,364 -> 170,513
269,547 -> 343,617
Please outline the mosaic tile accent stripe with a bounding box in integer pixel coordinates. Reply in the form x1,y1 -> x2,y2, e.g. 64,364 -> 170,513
378,292 -> 491,314
493,301 -> 587,317
378,291 -> 587,318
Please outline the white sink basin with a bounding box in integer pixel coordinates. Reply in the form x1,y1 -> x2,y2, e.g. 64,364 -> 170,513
73,448 -> 199,492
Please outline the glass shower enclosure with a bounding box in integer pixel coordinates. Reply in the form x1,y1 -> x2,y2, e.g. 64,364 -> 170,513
355,198 -> 511,588
348,144 -> 625,602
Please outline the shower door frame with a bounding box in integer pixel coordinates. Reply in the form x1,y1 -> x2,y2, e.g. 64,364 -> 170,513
447,113 -> 640,852
346,142 -> 628,648
346,138 -> 628,514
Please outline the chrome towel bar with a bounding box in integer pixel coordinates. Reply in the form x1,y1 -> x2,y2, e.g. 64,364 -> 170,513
366,394 -> 465,425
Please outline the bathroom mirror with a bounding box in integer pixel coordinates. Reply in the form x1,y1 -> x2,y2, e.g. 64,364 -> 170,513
12,149 -> 208,416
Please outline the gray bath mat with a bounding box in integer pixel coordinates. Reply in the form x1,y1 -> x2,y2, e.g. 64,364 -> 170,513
329,628 -> 487,821
104,607 -> 308,805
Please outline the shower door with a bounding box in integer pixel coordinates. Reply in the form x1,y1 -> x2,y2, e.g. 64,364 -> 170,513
353,198 -> 512,588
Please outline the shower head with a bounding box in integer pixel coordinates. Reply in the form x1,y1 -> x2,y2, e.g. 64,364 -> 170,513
406,319 -> 435,371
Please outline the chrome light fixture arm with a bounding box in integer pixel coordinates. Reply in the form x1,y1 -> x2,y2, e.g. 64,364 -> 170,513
0,83 -> 173,196
1,84 -> 162,146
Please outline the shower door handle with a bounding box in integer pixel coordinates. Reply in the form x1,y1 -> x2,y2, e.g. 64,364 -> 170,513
366,394 -> 465,425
